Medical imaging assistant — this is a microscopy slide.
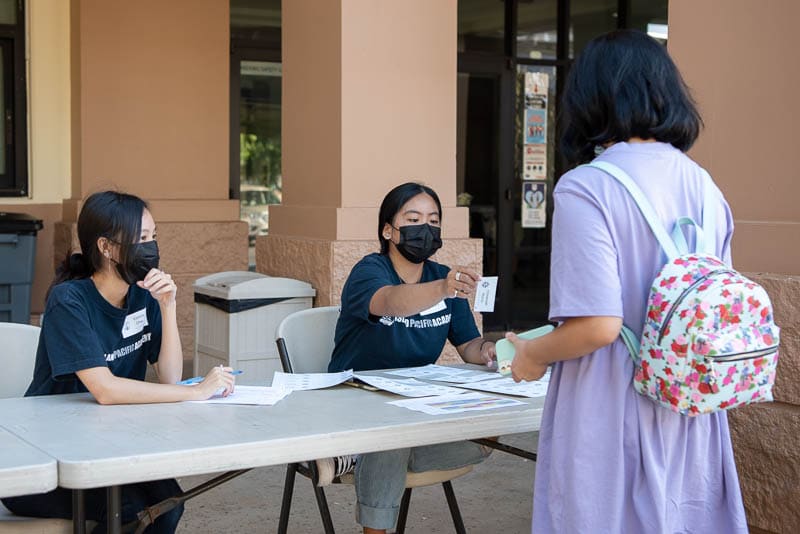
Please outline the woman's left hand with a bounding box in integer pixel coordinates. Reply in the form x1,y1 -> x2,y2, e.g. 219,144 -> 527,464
508,332 -> 548,382
139,268 -> 177,307
479,340 -> 497,369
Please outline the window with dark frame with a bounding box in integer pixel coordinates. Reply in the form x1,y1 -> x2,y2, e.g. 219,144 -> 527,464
0,0 -> 27,197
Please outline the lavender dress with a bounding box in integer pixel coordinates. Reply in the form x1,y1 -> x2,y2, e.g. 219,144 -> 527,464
532,142 -> 748,533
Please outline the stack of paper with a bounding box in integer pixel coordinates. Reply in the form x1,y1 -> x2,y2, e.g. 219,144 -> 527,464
271,369 -> 353,391
385,364 -> 499,384
189,385 -> 290,406
353,374 -> 467,398
388,392 -> 525,415
454,376 -> 549,398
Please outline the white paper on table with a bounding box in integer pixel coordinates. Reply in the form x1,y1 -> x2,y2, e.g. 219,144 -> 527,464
387,392 -> 525,415
385,364 -> 499,383
189,385 -> 290,406
353,374 -> 466,398
455,376 -> 549,398
271,369 -> 353,391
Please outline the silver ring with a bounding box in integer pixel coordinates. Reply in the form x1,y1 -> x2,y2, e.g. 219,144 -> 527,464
453,290 -> 458,298
455,271 -> 461,282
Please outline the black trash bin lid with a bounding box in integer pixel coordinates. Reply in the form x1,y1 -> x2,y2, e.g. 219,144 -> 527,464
0,212 -> 44,235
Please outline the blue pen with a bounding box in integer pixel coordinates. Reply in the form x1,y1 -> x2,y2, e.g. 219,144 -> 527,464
178,370 -> 243,385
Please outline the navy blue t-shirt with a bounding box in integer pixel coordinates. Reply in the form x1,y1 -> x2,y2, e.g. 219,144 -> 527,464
25,278 -> 162,396
329,253 -> 480,372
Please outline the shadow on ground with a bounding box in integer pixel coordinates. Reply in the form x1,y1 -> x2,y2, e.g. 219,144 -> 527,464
177,432 -> 538,533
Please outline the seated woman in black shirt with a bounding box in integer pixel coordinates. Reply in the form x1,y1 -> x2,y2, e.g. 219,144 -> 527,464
2,191 -> 236,533
328,182 -> 496,534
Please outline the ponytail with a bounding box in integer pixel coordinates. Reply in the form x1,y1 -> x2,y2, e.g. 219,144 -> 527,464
47,252 -> 93,300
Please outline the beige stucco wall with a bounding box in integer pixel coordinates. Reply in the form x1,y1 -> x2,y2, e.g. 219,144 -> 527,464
669,0 -> 800,275
670,2 -> 800,532
271,0 -> 468,242
70,0 -> 230,202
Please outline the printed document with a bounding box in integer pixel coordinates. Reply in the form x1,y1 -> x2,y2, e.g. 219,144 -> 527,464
385,364 -> 498,383
388,392 -> 524,415
455,376 -> 549,398
189,385 -> 290,406
353,374 -> 466,398
271,370 -> 353,391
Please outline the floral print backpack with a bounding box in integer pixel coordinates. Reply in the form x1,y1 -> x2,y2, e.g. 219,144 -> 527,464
589,161 -> 780,416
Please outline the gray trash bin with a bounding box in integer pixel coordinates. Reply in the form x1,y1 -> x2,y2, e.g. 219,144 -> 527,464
0,213 -> 43,324
193,271 -> 316,386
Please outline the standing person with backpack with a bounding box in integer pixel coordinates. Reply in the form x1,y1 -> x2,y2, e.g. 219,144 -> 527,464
508,31 -> 752,532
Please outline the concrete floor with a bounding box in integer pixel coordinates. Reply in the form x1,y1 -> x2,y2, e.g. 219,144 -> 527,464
176,432 -> 538,533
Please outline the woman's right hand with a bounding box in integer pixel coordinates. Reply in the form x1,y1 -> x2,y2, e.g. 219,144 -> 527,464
194,366 -> 236,399
443,266 -> 480,299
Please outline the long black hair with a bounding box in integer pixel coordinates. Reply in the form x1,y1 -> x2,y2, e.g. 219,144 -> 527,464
560,30 -> 702,166
50,191 -> 148,293
378,182 -> 442,255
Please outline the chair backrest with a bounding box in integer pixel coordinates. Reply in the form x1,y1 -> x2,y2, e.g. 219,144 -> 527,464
0,322 -> 41,399
275,306 -> 340,374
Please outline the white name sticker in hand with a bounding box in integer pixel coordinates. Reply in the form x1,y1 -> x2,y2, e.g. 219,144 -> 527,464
473,276 -> 498,312
121,308 -> 149,338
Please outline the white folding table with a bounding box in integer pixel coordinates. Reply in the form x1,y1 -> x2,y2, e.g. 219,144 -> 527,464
0,378 -> 544,533
0,427 -> 57,499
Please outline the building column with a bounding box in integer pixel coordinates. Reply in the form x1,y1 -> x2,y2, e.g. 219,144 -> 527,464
257,1 -> 482,360
56,0 -> 248,361
670,1 -> 800,531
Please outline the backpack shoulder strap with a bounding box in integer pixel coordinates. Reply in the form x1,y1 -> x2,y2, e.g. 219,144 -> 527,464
586,161 -> 680,260
700,169 -> 717,256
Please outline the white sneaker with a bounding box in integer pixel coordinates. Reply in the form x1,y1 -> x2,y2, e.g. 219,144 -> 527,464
315,455 -> 357,486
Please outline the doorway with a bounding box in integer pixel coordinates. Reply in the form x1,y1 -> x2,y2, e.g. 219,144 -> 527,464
457,0 -> 668,332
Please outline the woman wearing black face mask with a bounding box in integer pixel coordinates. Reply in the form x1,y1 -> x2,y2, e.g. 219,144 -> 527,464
1,191 -> 236,534
327,182 -> 496,534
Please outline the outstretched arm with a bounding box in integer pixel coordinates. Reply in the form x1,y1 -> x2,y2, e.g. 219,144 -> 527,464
369,266 -> 480,317
510,316 -> 622,382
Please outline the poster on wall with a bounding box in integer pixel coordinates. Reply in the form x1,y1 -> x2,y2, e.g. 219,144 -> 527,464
524,108 -> 547,144
523,144 -> 547,181
525,72 -> 549,108
522,182 -> 547,229
523,71 -> 549,180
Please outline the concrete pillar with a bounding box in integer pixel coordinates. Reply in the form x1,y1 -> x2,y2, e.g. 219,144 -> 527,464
670,1 -> 800,531
257,0 -> 481,360
58,0 -> 248,361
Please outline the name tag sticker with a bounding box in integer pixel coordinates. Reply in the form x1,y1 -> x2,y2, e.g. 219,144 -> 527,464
474,276 -> 498,312
420,300 -> 447,316
121,308 -> 149,338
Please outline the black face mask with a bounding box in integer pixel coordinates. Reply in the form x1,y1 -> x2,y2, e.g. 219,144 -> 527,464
115,240 -> 160,285
394,223 -> 442,264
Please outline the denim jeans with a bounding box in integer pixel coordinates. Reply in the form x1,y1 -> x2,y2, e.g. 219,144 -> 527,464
354,440 -> 490,530
1,479 -> 184,534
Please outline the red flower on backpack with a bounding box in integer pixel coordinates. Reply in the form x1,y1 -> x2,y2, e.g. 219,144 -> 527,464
660,276 -> 678,289
671,340 -> 688,357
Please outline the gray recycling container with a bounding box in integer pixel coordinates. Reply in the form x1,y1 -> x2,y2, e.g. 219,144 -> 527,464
0,213 -> 43,324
